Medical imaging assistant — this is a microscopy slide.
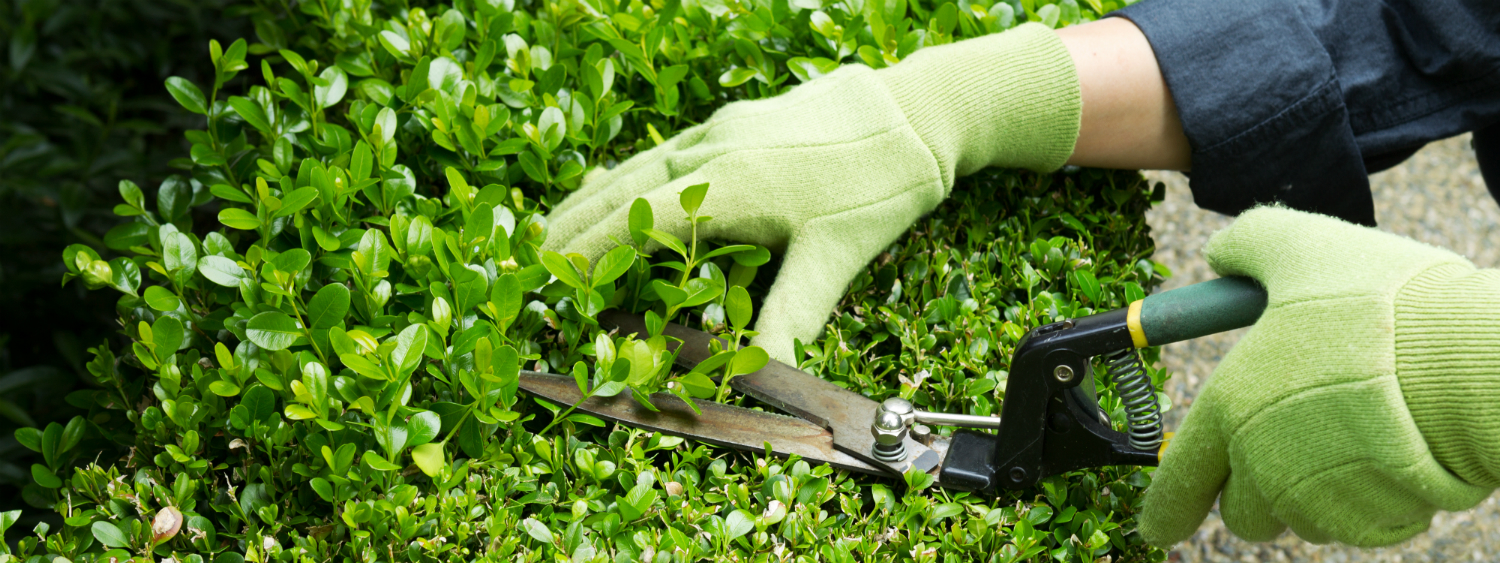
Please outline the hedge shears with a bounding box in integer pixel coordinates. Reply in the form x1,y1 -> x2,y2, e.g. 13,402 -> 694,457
517,277 -> 1267,492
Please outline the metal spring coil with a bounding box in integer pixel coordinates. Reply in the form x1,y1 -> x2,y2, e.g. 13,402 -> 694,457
1104,348 -> 1163,450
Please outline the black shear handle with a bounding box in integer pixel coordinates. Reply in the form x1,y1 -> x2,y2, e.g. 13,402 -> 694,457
939,277 -> 1267,492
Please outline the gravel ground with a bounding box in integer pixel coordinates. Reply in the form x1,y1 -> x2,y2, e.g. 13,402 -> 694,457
1142,134 -> 1500,561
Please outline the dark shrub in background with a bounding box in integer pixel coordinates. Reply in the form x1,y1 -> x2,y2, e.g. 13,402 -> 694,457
0,0 -> 248,528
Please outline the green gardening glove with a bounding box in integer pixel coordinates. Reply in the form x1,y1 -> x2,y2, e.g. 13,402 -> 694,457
544,23 -> 1081,362
1140,206 -> 1500,547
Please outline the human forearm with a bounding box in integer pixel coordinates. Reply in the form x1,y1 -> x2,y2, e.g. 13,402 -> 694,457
1056,17 -> 1191,171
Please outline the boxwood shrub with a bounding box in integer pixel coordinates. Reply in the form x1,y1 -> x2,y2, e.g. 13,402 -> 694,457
7,0 -> 1173,561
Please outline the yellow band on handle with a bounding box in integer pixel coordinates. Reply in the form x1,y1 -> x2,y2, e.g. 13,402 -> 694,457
1126,299 -> 1148,348
1158,431 -> 1175,463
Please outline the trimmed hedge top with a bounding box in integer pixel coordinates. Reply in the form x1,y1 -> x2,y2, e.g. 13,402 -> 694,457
9,0 -> 1173,561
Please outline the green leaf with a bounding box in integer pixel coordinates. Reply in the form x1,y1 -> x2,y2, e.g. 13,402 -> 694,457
719,67 -> 758,87
377,30 -> 412,61
491,273 -> 522,324
688,350 -> 736,376
731,245 -> 772,267
591,246 -> 635,288
700,244 -> 755,261
307,284 -> 350,329
242,385 -> 276,422
412,443 -> 444,477
198,256 -> 246,287
314,66 -> 348,110
522,517 -> 553,544
152,315 -> 185,355
593,380 -> 627,398
211,183 -> 253,204
786,57 -> 839,82
191,143 -> 227,166
228,96 -> 273,134
465,202 -> 495,245
642,229 -> 688,258
628,198 -> 653,247
657,64 -> 690,87
361,450 -> 401,471
108,257 -> 140,296
0,509 -> 19,537
1037,3 -> 1060,27
680,277 -> 723,307
554,361 -> 584,398
14,427 -> 40,453
618,340 -> 660,387
284,404 -> 318,420
144,286 -> 181,312
354,229 -> 392,276
678,182 -> 709,216
675,372 -> 715,399
339,353 -> 387,380
218,208 -> 262,230
104,221 -> 150,251
30,464 -> 61,488
729,346 -> 769,376
540,251 -> 586,290
92,520 -> 130,548
515,264 -> 550,293
273,187 -> 320,218
209,380 -> 241,397
157,176 -> 192,222
1071,269 -> 1101,303
309,478 -> 334,502
390,324 -> 429,375
652,280 -> 687,308
165,76 -> 208,114
621,482 -> 658,521
725,285 -> 752,331
375,107 -> 398,144
270,248 -> 311,275
60,416 -> 84,454
162,232 -> 197,273
725,509 -> 754,540
247,312 -> 300,351
453,267 -> 489,313
40,422 -> 61,467
406,411 -> 441,448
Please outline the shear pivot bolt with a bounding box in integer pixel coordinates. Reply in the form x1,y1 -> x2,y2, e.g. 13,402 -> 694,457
880,397 -> 916,425
871,411 -> 909,462
1053,365 -> 1075,384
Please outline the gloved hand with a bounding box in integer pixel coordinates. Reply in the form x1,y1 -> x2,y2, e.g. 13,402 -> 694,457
544,23 -> 1081,362
1141,206 -> 1500,547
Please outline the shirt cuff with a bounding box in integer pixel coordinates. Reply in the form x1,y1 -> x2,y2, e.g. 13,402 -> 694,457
1112,0 -> 1378,226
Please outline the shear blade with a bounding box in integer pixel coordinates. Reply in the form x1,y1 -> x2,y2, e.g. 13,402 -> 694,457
598,311 -> 942,477
518,371 -> 884,475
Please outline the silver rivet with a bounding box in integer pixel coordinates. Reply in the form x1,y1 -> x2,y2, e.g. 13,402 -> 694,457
910,424 -> 933,446
1053,365 -> 1075,383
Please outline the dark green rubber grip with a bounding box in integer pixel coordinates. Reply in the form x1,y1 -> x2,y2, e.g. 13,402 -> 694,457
1139,277 -> 1268,346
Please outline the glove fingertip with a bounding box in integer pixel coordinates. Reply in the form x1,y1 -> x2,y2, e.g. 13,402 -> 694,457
1137,414 -> 1232,548
1138,481 -> 1213,548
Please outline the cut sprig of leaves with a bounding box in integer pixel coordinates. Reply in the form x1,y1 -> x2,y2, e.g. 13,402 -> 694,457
18,0 -> 1173,561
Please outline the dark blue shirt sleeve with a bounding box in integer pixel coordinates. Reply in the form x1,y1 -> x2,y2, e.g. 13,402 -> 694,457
1113,0 -> 1500,226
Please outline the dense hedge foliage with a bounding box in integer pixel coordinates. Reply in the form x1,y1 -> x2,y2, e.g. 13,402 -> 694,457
6,0 -> 1173,560
0,0 -> 249,529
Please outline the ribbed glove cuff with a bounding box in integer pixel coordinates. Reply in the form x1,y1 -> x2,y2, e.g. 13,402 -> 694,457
1396,263 -> 1500,488
875,23 -> 1082,191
